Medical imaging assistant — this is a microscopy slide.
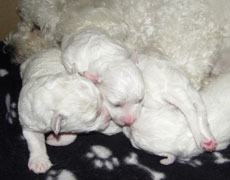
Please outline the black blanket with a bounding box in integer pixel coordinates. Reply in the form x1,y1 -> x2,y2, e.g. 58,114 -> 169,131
0,42 -> 230,180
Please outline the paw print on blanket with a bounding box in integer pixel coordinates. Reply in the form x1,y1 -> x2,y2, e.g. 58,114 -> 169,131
5,93 -> 18,124
86,145 -> 120,170
178,158 -> 203,167
124,152 -> 166,180
46,169 -> 77,180
213,152 -> 230,164
0,69 -> 8,77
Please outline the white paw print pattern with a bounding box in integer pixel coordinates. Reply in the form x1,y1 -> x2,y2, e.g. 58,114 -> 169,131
178,158 -> 203,167
46,169 -> 77,180
0,69 -> 8,77
124,152 -> 166,180
213,152 -> 230,164
86,145 -> 120,170
5,93 -> 18,124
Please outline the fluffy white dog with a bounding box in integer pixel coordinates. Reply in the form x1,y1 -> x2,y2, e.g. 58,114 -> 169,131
5,0 -> 230,89
206,0 -> 230,76
123,49 -> 216,154
61,29 -> 145,126
18,48 -> 110,174
124,71 -> 230,164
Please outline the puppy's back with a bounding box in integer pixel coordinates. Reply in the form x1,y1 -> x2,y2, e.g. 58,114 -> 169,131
21,48 -> 65,84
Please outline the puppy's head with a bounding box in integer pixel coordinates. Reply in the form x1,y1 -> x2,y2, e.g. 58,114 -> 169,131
61,30 -> 144,126
49,74 -> 110,134
84,60 -> 145,126
61,29 -> 129,74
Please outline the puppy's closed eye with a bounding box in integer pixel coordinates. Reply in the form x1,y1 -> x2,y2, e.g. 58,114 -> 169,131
114,104 -> 122,108
108,100 -> 123,108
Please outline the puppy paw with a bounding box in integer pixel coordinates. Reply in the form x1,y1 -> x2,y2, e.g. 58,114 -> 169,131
201,139 -> 217,151
159,153 -> 176,165
46,133 -> 77,146
28,156 -> 52,174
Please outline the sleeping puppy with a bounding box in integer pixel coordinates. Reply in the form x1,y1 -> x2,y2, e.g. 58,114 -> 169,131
124,70 -> 230,164
123,49 -> 216,156
18,48 -> 110,174
61,29 -> 145,127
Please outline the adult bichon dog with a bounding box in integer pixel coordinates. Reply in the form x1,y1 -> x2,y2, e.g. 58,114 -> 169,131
4,0 -> 230,89
4,0 -> 67,63
120,0 -> 226,89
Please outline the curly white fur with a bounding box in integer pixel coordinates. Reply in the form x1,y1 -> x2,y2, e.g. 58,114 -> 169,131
4,22 -> 56,64
121,0 -> 223,89
5,0 -> 230,89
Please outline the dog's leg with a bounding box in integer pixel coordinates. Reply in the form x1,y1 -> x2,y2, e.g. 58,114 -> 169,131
186,88 -> 217,151
165,87 -> 216,151
23,128 -> 52,174
46,133 -> 77,146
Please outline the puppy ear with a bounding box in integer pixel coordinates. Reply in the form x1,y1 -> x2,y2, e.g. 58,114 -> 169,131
51,114 -> 66,135
131,51 -> 138,64
83,71 -> 101,84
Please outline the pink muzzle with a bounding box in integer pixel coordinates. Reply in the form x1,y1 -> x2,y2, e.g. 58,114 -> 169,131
120,115 -> 136,126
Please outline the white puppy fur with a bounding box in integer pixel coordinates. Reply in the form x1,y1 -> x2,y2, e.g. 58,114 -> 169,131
61,29 -> 145,126
124,49 -> 216,153
124,71 -> 230,164
18,48 -> 110,173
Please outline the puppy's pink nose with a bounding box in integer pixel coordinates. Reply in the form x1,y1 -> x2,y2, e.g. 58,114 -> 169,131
120,115 -> 136,126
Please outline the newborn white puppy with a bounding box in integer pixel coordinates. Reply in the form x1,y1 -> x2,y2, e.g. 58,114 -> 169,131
126,49 -> 216,152
61,29 -> 145,126
18,48 -> 110,174
124,71 -> 230,164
